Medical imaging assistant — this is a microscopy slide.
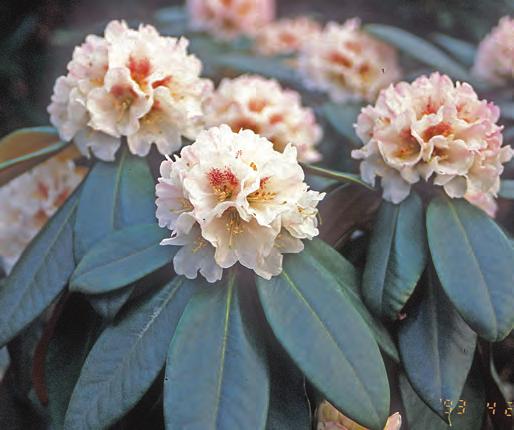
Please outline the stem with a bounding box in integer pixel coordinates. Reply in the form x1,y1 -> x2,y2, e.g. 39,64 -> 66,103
300,163 -> 375,190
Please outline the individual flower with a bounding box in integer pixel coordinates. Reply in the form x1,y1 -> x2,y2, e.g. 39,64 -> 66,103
317,401 -> 402,430
156,124 -> 324,282
351,72 -> 513,216
472,16 -> 514,86
48,20 -> 213,161
298,19 -> 401,103
186,0 -> 275,40
0,155 -> 85,274
255,16 -> 321,56
205,75 -> 322,162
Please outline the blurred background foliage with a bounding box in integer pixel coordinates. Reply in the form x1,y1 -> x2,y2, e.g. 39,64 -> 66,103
0,0 -> 512,137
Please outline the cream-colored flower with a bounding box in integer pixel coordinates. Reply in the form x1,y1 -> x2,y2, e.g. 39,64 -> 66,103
352,73 -> 512,216
205,75 -> 322,162
472,16 -> 514,86
187,0 -> 275,40
298,19 -> 401,103
48,20 -> 212,161
317,401 -> 402,430
255,17 -> 321,56
155,125 -> 324,282
0,155 -> 85,274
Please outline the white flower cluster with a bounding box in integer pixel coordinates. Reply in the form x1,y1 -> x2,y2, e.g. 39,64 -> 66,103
205,75 -> 322,162
156,125 -> 324,282
48,20 -> 213,161
352,73 -> 512,216
299,19 -> 401,103
0,156 -> 85,274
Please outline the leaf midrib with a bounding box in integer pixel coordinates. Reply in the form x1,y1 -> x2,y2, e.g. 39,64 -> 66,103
1,197 -> 77,337
75,278 -> 183,429
279,269 -> 379,425
447,201 -> 497,334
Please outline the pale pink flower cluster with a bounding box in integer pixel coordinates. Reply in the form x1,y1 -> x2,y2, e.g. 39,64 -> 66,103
205,75 -> 322,162
0,157 -> 85,274
352,73 -> 513,216
187,0 -> 275,40
155,125 -> 324,282
298,19 -> 401,103
48,20 -> 213,161
473,16 -> 514,86
255,17 -> 321,56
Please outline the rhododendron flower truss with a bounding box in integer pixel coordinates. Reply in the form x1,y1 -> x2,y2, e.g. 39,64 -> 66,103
299,19 -> 401,103
187,0 -> 275,40
473,16 -> 514,86
352,72 -> 512,216
156,125 -> 324,282
48,20 -> 213,161
205,75 -> 322,162
255,16 -> 321,56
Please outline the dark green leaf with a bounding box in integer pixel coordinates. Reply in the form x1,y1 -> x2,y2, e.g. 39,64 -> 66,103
427,197 -> 514,341
300,163 -> 374,190
362,193 -> 427,319
165,271 -> 269,430
400,363 -> 485,430
45,296 -> 101,428
398,268 -> 476,418
70,224 -> 174,294
321,102 -> 362,145
0,190 -> 79,347
64,277 -> 195,430
74,148 -> 155,261
431,33 -> 477,67
499,180 -> 514,199
365,24 -> 471,81
306,239 -> 399,362
257,239 -> 390,430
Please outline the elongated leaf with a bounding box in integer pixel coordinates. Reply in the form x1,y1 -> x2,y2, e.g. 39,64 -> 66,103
431,33 -> 476,67
365,24 -> 471,81
70,224 -> 174,294
362,193 -> 427,319
0,127 -> 75,186
64,277 -> 195,430
307,239 -> 399,362
499,180 -> 514,199
165,271 -> 269,430
0,190 -> 79,347
321,102 -> 362,145
74,148 -> 156,260
427,197 -> 514,341
300,163 -> 374,190
400,364 -> 485,430
74,149 -> 156,314
257,239 -> 390,430
398,268 -> 476,418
